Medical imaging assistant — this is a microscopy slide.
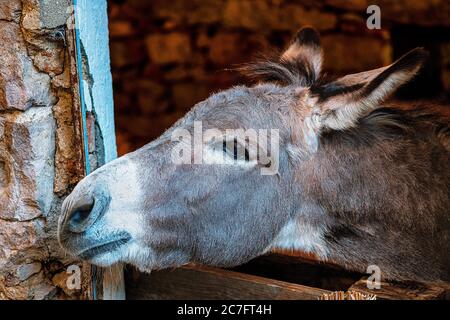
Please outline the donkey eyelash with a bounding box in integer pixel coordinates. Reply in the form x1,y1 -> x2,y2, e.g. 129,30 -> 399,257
222,138 -> 250,162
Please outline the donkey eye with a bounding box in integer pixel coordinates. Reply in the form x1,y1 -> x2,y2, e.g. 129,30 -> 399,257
222,138 -> 250,161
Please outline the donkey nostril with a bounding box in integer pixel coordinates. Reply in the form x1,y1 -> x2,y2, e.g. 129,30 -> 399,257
71,209 -> 91,225
68,202 -> 95,233
64,190 -> 110,234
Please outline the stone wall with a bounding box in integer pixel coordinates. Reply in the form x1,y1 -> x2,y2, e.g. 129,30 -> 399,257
0,0 -> 85,300
108,0 -> 450,154
0,0 -> 448,300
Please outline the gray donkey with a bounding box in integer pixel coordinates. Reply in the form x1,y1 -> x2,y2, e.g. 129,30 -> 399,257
58,27 -> 450,282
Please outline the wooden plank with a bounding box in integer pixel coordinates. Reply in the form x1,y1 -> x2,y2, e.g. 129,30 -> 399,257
103,264 -> 126,300
80,262 -> 94,300
125,264 -> 330,300
271,248 -> 320,261
349,277 -> 450,300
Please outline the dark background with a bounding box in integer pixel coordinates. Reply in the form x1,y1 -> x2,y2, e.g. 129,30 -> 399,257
106,0 -> 450,155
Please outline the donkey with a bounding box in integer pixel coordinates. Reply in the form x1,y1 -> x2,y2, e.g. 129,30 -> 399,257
58,27 -> 450,282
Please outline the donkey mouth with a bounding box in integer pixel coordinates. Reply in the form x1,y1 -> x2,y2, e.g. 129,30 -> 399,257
78,234 -> 132,260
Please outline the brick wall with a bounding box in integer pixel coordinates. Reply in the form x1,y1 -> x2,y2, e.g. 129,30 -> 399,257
108,0 -> 450,154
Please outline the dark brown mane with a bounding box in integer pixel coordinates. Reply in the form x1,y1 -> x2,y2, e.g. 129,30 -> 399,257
239,56 -> 318,86
322,105 -> 450,149
239,58 -> 369,103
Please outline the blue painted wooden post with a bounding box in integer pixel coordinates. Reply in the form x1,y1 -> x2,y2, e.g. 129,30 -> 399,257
74,0 -> 117,167
73,0 -> 124,299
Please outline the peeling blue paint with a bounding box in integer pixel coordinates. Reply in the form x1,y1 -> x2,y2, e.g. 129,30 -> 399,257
74,0 -> 117,168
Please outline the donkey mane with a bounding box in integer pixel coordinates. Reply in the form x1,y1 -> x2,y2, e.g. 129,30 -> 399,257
239,26 -> 324,87
322,106 -> 450,149
239,55 -> 318,87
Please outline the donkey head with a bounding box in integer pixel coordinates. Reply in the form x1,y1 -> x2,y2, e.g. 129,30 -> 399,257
58,27 -> 427,271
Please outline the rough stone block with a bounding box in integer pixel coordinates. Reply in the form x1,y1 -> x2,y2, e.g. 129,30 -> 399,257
52,270 -> 81,296
373,0 -> 450,27
16,262 -> 42,281
441,43 -> 450,67
223,0 -> 337,31
442,69 -> 450,93
0,269 -> 56,300
0,219 -> 46,273
279,5 -> 337,31
0,21 -> 54,111
0,107 -> 55,221
207,33 -> 247,66
325,0 -> 368,11
151,0 -> 222,25
21,0 -> 72,30
145,33 -> 192,64
19,0 -> 72,76
109,21 -> 136,38
172,82 -> 210,112
322,34 -> 392,73
110,40 -> 146,68
52,91 -> 82,195
164,65 -> 207,82
0,0 -> 22,22
21,29 -> 66,76
135,80 -> 168,115
223,0 -> 276,30
4,262 -> 43,287
442,43 -> 450,93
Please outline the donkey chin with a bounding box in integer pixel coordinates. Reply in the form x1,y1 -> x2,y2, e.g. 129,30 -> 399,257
57,154 -> 155,271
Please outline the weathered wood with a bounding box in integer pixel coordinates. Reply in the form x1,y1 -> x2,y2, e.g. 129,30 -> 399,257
125,264 -> 330,300
126,253 -> 449,300
271,248 -> 320,261
65,10 -> 87,184
103,264 -> 126,300
349,277 -> 450,300
66,20 -> 94,300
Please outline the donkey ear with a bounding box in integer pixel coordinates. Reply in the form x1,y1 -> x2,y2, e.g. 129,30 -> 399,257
311,48 -> 429,130
281,27 -> 323,81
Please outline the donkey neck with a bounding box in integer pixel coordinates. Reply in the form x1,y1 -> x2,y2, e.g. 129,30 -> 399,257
272,112 -> 437,258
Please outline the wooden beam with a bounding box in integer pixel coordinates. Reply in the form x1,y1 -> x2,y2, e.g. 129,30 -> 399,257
66,8 -> 95,300
103,264 -> 126,300
349,277 -> 450,300
125,264 -> 330,300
